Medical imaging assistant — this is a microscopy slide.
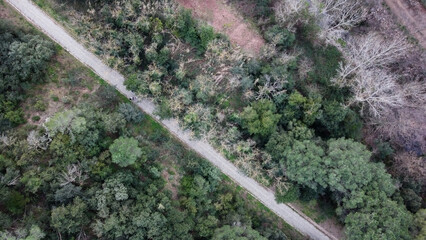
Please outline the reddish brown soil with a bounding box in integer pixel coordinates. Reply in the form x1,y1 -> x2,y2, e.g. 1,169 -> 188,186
175,0 -> 265,56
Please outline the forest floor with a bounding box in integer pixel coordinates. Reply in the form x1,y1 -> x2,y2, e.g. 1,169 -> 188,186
383,0 -> 426,49
175,0 -> 265,56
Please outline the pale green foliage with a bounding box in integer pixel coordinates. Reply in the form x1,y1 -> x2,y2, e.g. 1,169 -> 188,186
190,75 -> 216,102
101,112 -> 125,133
96,177 -> 129,218
241,99 -> 281,138
109,137 -> 143,167
0,225 -> 45,240
54,184 -> 82,204
70,116 -> 87,134
45,109 -> 79,136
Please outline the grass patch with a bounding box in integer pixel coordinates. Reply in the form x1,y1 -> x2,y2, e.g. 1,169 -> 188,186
296,199 -> 336,223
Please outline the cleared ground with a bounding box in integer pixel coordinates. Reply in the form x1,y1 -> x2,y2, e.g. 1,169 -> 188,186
176,0 -> 265,56
384,0 -> 426,48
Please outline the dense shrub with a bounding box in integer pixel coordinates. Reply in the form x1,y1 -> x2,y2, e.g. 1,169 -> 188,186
0,28 -> 54,130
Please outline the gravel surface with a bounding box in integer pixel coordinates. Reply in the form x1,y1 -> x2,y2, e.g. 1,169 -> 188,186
5,1 -> 336,239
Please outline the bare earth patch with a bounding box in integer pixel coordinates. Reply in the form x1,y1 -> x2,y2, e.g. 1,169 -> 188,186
384,0 -> 426,49
175,0 -> 265,56
22,51 -> 98,126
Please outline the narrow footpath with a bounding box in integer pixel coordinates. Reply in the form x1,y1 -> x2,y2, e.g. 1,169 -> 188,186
5,1 -> 336,239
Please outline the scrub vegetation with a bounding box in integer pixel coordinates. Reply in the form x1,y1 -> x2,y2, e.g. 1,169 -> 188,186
2,0 -> 425,239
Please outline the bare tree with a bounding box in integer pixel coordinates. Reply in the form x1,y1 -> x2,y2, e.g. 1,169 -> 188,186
0,132 -> 16,147
335,33 -> 409,84
374,107 -> 426,154
310,0 -> 367,43
347,70 -> 404,117
332,33 -> 421,117
274,0 -> 308,31
59,163 -> 87,186
393,152 -> 426,185
27,130 -> 50,151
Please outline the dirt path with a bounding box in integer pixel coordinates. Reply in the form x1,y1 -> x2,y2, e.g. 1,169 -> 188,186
175,0 -> 265,56
5,0 -> 336,239
384,0 -> 426,48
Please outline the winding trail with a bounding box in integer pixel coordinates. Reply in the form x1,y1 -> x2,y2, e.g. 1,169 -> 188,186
5,0 -> 336,239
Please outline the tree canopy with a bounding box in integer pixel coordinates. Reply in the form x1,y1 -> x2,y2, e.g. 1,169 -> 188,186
109,137 -> 143,167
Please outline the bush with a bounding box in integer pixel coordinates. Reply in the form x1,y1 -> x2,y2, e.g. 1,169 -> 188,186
241,99 -> 281,139
94,85 -> 119,109
275,184 -> 300,203
117,103 -> 144,123
51,95 -> 59,102
31,115 -> 41,122
174,9 -> 216,53
34,99 -> 48,111
265,25 -> 295,49
4,190 -> 28,215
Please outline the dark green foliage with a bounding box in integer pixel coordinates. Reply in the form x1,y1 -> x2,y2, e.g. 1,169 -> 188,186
302,42 -> 342,85
373,141 -> 394,163
94,85 -> 119,109
3,190 -> 28,215
0,28 -> 54,130
31,115 -> 41,122
318,101 -> 348,137
265,130 -> 292,164
401,188 -> 422,213
276,184 -> 300,203
174,10 -> 216,53
118,103 -> 144,123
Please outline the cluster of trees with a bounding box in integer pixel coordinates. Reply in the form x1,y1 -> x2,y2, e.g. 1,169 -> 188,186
0,23 -> 54,130
38,0 -> 424,239
1,81 -> 287,239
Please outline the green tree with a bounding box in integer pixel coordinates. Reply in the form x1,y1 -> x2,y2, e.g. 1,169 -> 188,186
283,140 -> 327,191
118,103 -> 144,123
109,137 -> 143,167
241,99 -> 281,138
0,225 -> 45,240
281,91 -> 322,126
345,198 -> 412,240
212,225 -> 267,240
414,209 -> 426,240
51,197 -> 89,235
325,138 -> 374,195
